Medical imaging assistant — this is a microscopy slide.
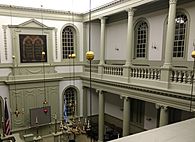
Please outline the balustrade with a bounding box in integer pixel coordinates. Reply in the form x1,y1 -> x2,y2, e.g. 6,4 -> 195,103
171,68 -> 193,84
130,67 -> 161,80
83,63 -> 195,86
103,65 -> 123,76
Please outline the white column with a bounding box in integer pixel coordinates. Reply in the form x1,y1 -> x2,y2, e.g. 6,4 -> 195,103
125,8 -> 135,66
99,17 -> 107,65
122,97 -> 130,136
98,90 -> 105,142
159,106 -> 169,127
163,0 -> 177,68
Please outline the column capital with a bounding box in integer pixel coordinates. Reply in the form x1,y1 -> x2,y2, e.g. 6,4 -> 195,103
96,89 -> 104,94
121,96 -> 129,101
155,104 -> 168,110
99,17 -> 108,24
169,0 -> 177,4
126,8 -> 136,17
161,105 -> 168,111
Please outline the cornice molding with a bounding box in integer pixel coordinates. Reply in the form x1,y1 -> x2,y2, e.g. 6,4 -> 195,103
0,4 -> 83,22
0,4 -> 81,15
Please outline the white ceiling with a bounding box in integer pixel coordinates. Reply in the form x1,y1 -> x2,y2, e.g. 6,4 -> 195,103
0,0 -> 116,13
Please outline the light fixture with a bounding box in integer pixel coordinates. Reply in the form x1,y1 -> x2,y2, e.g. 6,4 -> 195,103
40,5 -> 48,110
10,5 -> 20,117
85,0 -> 94,135
12,55 -> 20,117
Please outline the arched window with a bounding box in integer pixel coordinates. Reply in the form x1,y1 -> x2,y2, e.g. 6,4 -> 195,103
64,87 -> 77,117
134,20 -> 148,58
173,12 -> 188,58
62,26 -> 76,59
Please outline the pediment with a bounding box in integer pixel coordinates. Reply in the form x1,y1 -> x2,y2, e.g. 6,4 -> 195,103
17,19 -> 48,28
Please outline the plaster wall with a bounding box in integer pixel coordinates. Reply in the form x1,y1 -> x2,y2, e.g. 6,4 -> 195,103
144,102 -> 157,130
86,23 -> 101,61
105,20 -> 127,60
105,92 -> 123,119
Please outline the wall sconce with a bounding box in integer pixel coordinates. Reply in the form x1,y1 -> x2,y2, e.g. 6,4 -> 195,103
115,48 -> 119,51
152,42 -> 157,49
146,117 -> 152,121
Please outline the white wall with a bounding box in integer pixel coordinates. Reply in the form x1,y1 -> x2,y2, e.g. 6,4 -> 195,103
105,92 -> 123,119
86,23 -> 101,61
144,102 -> 157,130
87,89 -> 99,115
106,20 -> 127,60
147,14 -> 166,61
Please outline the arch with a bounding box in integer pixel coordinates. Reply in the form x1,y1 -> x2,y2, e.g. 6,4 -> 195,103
134,18 -> 150,59
60,23 -> 80,61
61,85 -> 80,120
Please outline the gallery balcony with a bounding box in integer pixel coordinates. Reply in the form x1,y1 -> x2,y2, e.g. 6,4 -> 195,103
83,63 -> 195,111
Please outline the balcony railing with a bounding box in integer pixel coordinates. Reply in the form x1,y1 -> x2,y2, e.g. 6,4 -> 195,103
84,64 -> 194,86
103,65 -> 123,76
130,66 -> 161,80
171,68 -> 193,84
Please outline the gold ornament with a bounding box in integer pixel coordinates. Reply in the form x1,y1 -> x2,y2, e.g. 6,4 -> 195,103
86,51 -> 94,61
191,51 -> 195,58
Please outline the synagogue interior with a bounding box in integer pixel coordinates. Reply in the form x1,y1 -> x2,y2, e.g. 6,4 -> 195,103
0,0 -> 195,142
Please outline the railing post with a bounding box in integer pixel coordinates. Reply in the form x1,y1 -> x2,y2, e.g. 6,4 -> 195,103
160,67 -> 171,88
123,66 -> 131,82
98,64 -> 104,77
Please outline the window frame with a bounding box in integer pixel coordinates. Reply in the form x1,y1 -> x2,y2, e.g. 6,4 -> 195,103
172,11 -> 189,60
133,18 -> 149,61
63,87 -> 77,118
61,24 -> 79,62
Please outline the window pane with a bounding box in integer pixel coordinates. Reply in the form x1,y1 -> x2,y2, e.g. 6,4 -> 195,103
62,26 -> 75,59
135,21 -> 148,58
173,12 -> 187,58
64,88 -> 76,116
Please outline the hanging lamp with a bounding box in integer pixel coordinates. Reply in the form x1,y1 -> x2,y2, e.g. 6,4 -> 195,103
12,55 -> 20,117
85,0 -> 95,134
40,5 -> 48,112
9,5 -> 20,117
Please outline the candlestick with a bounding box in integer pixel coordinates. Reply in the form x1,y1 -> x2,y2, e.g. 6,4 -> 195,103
35,116 -> 38,124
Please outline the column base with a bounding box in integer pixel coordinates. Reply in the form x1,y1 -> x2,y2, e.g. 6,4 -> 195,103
98,140 -> 104,142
